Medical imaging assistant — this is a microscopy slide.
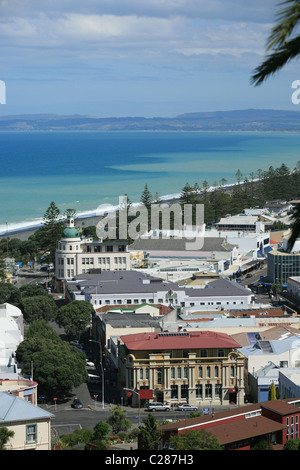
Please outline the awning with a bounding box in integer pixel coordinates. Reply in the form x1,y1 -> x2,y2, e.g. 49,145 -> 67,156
138,389 -> 154,399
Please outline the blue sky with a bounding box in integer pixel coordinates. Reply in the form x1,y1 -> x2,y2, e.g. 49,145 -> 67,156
1,0 -> 300,117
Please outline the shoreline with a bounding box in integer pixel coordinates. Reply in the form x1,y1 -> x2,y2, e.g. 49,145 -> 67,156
0,180 -> 247,241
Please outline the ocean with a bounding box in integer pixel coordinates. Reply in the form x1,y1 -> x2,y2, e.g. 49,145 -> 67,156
1,130 -> 300,235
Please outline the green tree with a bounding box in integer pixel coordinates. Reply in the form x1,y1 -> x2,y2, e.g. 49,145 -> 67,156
42,201 -> 64,264
93,421 -> 110,441
55,300 -> 94,339
16,321 -> 87,399
21,295 -> 58,323
60,428 -> 94,447
251,439 -> 272,450
20,284 -> 48,298
139,414 -> 162,450
107,405 -> 131,434
284,438 -> 300,450
0,282 -> 21,306
169,429 -> 222,450
251,0 -> 300,85
268,381 -> 277,401
0,256 -> 7,282
0,427 -> 15,450
140,184 -> 153,210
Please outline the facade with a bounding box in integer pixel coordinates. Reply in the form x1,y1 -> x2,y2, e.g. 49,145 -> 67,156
287,276 -> 300,301
0,379 -> 38,405
66,271 -> 255,312
0,303 -> 24,380
267,249 -> 300,284
279,368 -> 300,400
156,398 -> 300,450
238,335 -> 300,375
118,330 -> 245,408
55,215 -> 131,281
0,392 -> 53,450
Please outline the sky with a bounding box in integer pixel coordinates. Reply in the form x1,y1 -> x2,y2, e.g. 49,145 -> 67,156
1,0 -> 300,117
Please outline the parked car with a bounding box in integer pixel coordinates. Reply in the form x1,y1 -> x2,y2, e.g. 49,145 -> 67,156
71,398 -> 83,409
177,404 -> 198,412
147,402 -> 170,412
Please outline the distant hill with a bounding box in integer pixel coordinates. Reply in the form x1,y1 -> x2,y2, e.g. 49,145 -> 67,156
1,109 -> 300,131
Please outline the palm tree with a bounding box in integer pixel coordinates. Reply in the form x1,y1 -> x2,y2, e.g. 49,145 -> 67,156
251,1 -> 300,248
288,203 -> 300,251
251,0 -> 300,85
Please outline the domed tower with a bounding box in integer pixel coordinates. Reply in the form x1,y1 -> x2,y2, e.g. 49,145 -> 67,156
55,215 -> 82,280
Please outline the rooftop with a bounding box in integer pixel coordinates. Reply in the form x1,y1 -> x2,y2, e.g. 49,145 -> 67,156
120,330 -> 241,351
0,392 -> 53,423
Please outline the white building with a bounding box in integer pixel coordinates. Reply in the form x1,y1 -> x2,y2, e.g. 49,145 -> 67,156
66,271 -> 255,311
55,215 -> 131,281
238,335 -> 300,374
0,303 -> 24,379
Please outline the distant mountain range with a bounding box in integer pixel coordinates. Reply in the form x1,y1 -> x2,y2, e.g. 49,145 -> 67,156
1,109 -> 300,131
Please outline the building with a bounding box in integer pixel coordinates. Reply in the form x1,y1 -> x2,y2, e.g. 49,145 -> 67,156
0,379 -> 38,405
117,330 -> 244,408
287,276 -> 300,302
238,334 -> 300,376
279,368 -> 300,400
267,249 -> 300,284
215,215 -> 272,232
0,303 -> 24,380
0,391 -> 53,450
55,215 -> 131,282
156,398 -> 300,450
65,271 -> 255,312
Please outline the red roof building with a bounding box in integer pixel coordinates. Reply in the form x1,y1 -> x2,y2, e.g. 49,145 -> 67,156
156,398 -> 300,450
119,330 -> 245,408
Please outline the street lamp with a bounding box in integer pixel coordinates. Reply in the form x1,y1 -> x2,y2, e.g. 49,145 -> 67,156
123,388 -> 140,426
89,339 -> 105,409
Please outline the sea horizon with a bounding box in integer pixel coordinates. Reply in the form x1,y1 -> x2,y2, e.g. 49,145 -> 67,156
1,129 -> 300,237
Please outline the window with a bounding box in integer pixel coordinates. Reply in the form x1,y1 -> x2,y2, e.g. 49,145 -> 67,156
181,384 -> 188,399
205,384 -> 212,398
198,366 -> 203,378
184,367 -> 189,378
171,384 -> 178,399
196,384 -> 202,398
215,384 -> 222,398
200,349 -> 208,357
26,424 -> 37,443
177,367 -> 182,379
206,366 -> 211,378
218,349 -> 225,357
214,366 -> 219,378
171,367 -> 175,379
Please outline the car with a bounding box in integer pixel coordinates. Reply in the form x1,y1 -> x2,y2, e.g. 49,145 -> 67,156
177,404 -> 198,412
147,402 -> 170,412
86,360 -> 95,368
71,398 -> 83,409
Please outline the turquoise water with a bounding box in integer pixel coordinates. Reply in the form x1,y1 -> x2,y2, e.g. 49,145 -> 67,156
1,130 -> 300,233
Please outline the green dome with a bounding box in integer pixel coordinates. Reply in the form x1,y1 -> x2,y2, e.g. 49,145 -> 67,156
62,227 -> 80,238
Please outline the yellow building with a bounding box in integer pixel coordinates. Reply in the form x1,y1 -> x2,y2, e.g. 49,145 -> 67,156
0,392 -> 53,450
118,330 -> 244,408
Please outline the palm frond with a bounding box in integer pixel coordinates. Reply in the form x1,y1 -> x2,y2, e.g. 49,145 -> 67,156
267,0 -> 300,50
287,203 -> 300,251
251,35 -> 300,86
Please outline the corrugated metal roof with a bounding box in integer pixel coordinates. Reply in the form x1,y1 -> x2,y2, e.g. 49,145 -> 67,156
0,392 -> 54,422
